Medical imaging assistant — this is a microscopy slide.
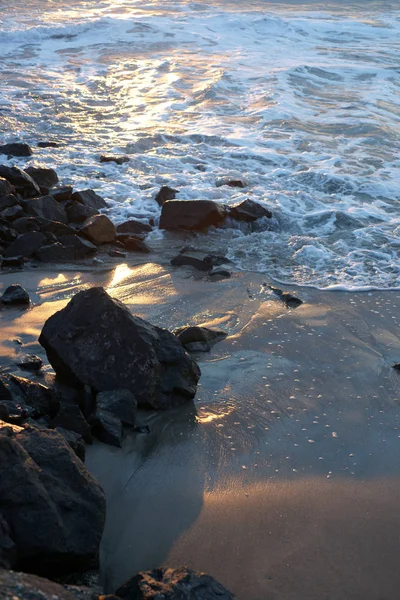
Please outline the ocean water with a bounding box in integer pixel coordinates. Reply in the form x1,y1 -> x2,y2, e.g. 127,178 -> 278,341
0,0 -> 399,289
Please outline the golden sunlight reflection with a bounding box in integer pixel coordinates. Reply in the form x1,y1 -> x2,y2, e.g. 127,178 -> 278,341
196,406 -> 235,424
107,264 -> 134,288
38,273 -> 68,288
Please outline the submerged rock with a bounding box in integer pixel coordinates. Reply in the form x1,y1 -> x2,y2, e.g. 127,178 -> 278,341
115,567 -> 235,600
0,284 -> 30,305
174,326 -> 228,353
0,427 -> 105,576
160,200 -> 226,231
0,143 -> 32,157
155,185 -> 179,206
100,155 -> 130,165
229,198 -> 272,222
171,255 -> 209,272
66,202 -> 97,224
39,287 -> 201,410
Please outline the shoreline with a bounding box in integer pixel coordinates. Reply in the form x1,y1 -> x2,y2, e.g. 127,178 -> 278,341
2,250 -> 400,598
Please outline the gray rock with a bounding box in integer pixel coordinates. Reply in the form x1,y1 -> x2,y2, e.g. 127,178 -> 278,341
0,223 -> 18,244
0,427 -> 105,575
55,427 -> 86,462
7,374 -> 60,418
0,284 -> 30,305
80,214 -> 116,245
4,231 -> 46,258
39,287 -> 201,410
1,256 -> 24,269
0,204 -> 24,221
209,266 -> 232,279
96,389 -> 137,426
23,195 -> 68,224
171,255 -> 209,271
38,141 -> 59,148
268,286 -> 303,308
108,249 -> 126,258
0,143 -> 32,157
160,200 -> 226,231
216,177 -> 245,188
0,516 -> 16,569
71,189 -> 108,211
25,166 -> 59,188
115,567 -> 235,600
35,242 -> 75,262
118,236 -> 150,253
116,220 -> 152,235
38,218 -> 77,237
50,185 -> 73,202
0,165 -> 40,197
89,409 -> 123,447
58,235 -> 98,259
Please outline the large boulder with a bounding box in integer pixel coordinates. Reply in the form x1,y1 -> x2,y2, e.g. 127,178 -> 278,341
0,427 -> 105,575
39,287 -> 201,410
116,220 -> 152,235
80,214 -> 116,245
0,166 -> 40,197
71,190 -> 107,211
115,567 -> 235,600
4,231 -> 46,258
25,166 -> 59,189
0,143 -> 32,157
160,200 -> 226,231
23,195 -> 68,224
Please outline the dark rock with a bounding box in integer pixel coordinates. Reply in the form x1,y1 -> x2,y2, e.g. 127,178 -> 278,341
115,567 -> 235,600
38,141 -> 59,148
174,326 -> 227,353
0,177 -> 14,196
0,193 -> 19,210
155,185 -> 179,206
55,427 -> 86,462
0,284 -> 30,305
35,243 -> 75,262
89,409 -> 123,447
1,256 -> 24,269
100,155 -> 130,165
0,404 -> 10,422
171,255 -> 209,272
203,254 -> 231,267
50,185 -> 73,202
39,287 -> 201,410
116,220 -> 152,235
118,236 -> 150,253
108,249 -> 126,258
0,516 -> 16,569
0,204 -> 24,221
38,218 -> 76,237
23,195 -> 68,224
4,231 -> 46,258
44,231 -> 57,244
0,143 -> 32,157
0,165 -> 40,197
216,178 -> 245,188
160,200 -> 226,231
80,214 -> 116,245
96,389 -> 137,426
17,354 -> 43,371
268,286 -> 303,308
58,235 -> 98,259
0,569 -> 81,600
25,166 -> 59,188
229,198 -> 272,222
66,202 -> 97,224
209,266 -> 231,279
0,427 -> 105,575
71,189 -> 108,211
9,374 -> 60,418
393,363 -> 400,371
13,216 -> 40,234
0,223 -> 18,244
52,404 -> 92,443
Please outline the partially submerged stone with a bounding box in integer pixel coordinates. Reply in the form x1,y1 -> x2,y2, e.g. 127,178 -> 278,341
39,287 -> 201,410
100,155 -> 130,165
116,219 -> 152,235
171,254 -> 210,272
229,198 -> 272,222
0,284 -> 30,305
0,142 -> 32,157
174,326 -> 228,353
17,354 -> 43,371
160,200 -> 226,231
155,185 -> 179,206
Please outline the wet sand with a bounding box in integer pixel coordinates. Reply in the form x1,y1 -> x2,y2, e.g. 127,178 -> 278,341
2,257 -> 400,599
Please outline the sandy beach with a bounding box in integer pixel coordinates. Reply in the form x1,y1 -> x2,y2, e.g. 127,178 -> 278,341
2,251 -> 400,599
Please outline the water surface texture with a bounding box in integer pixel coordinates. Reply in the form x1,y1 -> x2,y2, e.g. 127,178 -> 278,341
1,0 -> 399,288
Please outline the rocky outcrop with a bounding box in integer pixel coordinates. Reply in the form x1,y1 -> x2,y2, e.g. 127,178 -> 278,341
39,287 -> 201,410
160,200 -> 226,231
0,143 -> 32,157
0,427 -> 105,575
80,215 -> 116,245
115,567 -> 235,600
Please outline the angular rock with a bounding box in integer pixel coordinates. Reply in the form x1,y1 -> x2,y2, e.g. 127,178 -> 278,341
35,242 -> 75,262
0,569 -> 80,600
0,516 -> 16,569
38,141 -> 59,148
0,142 -> 32,157
229,199 -> 272,222
55,427 -> 86,462
116,220 -> 152,235
12,216 -> 40,234
174,326 -> 228,353
25,166 -> 59,188
96,389 -> 137,426
37,218 -> 75,237
155,185 -> 179,206
0,223 -> 18,244
170,255 -> 209,271
0,427 -> 105,575
0,284 -> 30,305
50,185 -> 73,202
268,286 -> 303,308
115,567 -> 235,600
9,374 -> 59,418
52,404 -> 92,443
4,231 -> 46,258
0,204 -> 24,221
71,189 -> 108,211
39,287 -> 201,410
0,177 -> 14,196
0,193 -> 19,211
118,236 -> 150,253
58,235 -> 98,259
160,200 -> 226,231
23,195 -> 68,224
66,201 -> 97,224
17,354 -> 43,371
89,409 -> 123,447
216,177 -> 245,188
0,165 -> 40,197
80,214 -> 116,245
100,155 -> 130,165
1,256 -> 24,269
